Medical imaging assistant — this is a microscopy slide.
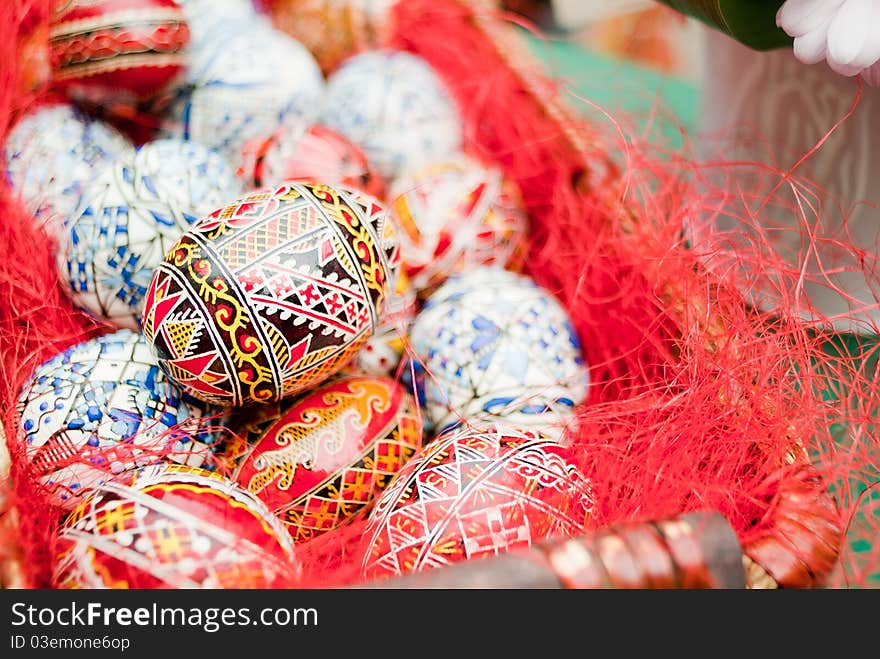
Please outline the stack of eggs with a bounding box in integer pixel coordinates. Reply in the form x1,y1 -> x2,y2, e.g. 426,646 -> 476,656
5,0 -> 595,589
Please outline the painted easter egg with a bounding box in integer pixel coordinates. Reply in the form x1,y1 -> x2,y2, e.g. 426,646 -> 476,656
17,329 -> 221,510
361,420 -> 595,579
389,154 -> 529,298
58,137 -> 244,329
221,374 -> 422,542
239,121 -> 386,199
319,49 -> 463,180
264,0 -> 395,74
3,102 -> 133,234
141,182 -> 401,407
162,19 -> 324,163
48,0 -> 190,107
349,270 -> 419,377
173,0 -> 259,48
53,464 -> 297,588
408,266 -> 590,436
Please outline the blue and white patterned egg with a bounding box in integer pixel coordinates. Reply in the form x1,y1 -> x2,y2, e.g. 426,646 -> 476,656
174,0 -> 260,48
58,137 -> 244,329
319,49 -> 463,180
408,265 -> 590,437
161,18 -> 324,163
17,329 -> 223,509
3,102 -> 133,235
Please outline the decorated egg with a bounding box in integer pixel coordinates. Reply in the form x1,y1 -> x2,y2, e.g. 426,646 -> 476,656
141,182 -> 401,407
360,420 -> 595,579
53,464 -> 297,588
264,0 -> 395,74
48,0 -> 190,107
162,19 -> 324,163
389,154 -> 529,297
319,49 -> 463,180
3,102 -> 133,234
239,121 -> 386,199
221,374 -> 422,542
408,266 -> 590,436
349,270 -> 418,377
174,0 -> 259,47
58,137 -> 244,329
17,329 -> 222,510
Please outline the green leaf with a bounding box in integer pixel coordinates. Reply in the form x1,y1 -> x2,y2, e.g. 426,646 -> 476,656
657,0 -> 793,50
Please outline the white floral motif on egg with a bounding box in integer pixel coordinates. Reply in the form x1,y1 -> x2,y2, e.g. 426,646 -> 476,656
162,19 -> 325,163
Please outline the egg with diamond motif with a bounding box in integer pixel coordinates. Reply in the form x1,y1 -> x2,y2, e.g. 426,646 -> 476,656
407,265 -> 590,437
57,137 -> 244,329
17,329 -> 222,510
4,102 -> 133,235
221,373 -> 422,543
141,182 -> 401,407
319,49 -> 462,180
360,420 -> 595,580
53,464 -> 297,588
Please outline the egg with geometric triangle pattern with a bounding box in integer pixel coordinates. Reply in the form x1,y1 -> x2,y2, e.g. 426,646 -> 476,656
142,182 -> 401,407
53,464 -> 297,588
360,420 -> 595,580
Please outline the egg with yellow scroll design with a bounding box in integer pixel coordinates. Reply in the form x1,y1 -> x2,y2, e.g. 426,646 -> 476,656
221,374 -> 423,542
141,182 -> 401,407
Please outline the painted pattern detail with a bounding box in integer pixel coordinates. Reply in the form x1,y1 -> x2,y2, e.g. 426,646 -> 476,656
142,182 -> 400,406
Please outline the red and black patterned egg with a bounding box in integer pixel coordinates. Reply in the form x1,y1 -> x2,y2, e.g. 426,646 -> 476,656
141,182 -> 401,407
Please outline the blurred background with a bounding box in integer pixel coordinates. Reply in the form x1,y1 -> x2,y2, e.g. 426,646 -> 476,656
503,0 -> 706,146
520,0 -> 705,81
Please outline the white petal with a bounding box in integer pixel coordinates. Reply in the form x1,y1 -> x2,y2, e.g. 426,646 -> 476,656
851,1 -> 880,69
860,60 -> 880,86
777,0 -> 847,37
826,0 -> 880,70
792,24 -> 830,64
827,58 -> 865,76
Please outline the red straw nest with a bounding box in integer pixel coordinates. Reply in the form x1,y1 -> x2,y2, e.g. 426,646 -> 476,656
1,0 -> 878,589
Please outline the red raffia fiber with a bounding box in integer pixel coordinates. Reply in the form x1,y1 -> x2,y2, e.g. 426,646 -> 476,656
1,0 -> 878,588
